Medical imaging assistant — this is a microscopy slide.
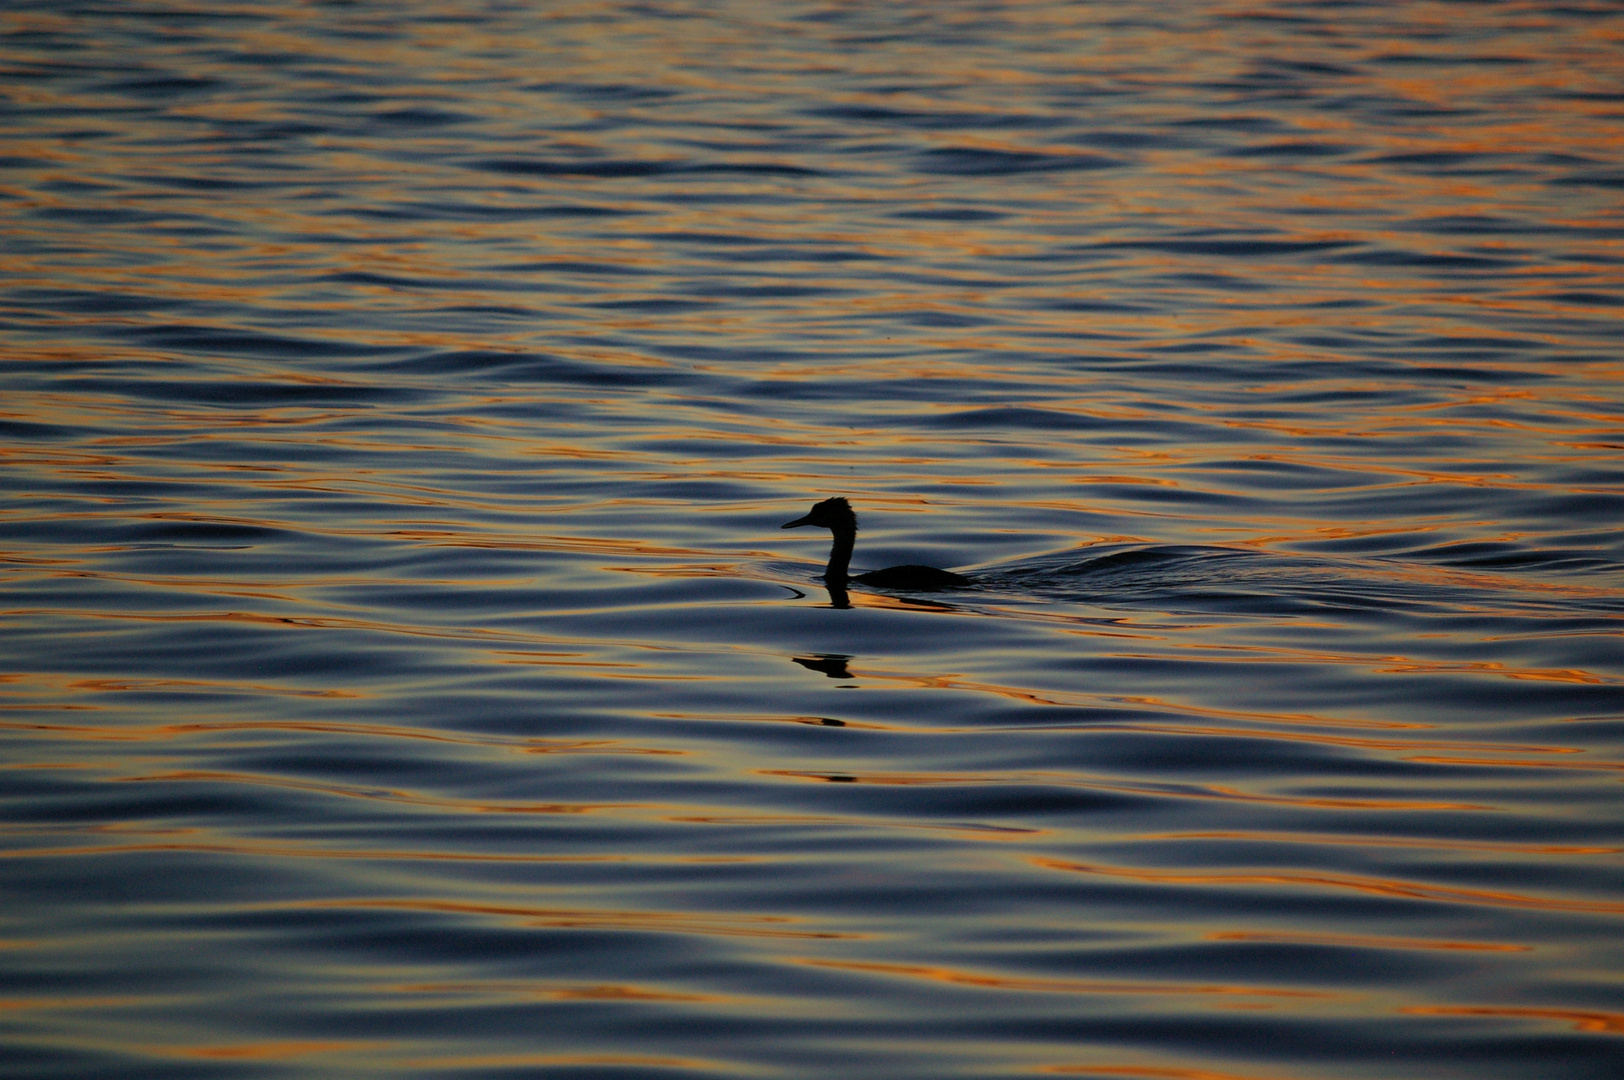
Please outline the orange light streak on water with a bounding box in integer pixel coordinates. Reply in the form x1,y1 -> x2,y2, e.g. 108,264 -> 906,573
1397,1006 -> 1624,1035
306,898 -> 857,940
796,958 -> 1336,1000
1030,858 -> 1624,914
2,3 -> 1620,1078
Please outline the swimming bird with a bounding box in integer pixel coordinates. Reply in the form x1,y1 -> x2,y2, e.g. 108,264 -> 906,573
781,497 -> 970,591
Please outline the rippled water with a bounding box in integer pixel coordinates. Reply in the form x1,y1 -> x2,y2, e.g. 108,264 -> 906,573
3,2 -> 1623,1077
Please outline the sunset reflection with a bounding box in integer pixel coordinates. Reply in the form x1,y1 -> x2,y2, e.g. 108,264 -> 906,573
1,1 -> 1620,1078
797,958 -> 1334,1000
1031,857 -> 1624,914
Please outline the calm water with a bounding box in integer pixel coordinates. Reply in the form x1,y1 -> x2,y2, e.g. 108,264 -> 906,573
3,2 -> 1623,1077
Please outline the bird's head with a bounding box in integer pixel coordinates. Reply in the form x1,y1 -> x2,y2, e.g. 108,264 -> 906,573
781,496 -> 857,532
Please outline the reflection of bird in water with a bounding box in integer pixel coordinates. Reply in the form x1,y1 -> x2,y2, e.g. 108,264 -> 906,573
782,497 -> 970,590
792,653 -> 854,680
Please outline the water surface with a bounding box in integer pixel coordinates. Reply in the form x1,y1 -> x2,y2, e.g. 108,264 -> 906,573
2,2 -> 1622,1078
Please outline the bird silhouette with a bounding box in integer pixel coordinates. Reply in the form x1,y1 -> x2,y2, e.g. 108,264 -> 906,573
781,497 -> 970,590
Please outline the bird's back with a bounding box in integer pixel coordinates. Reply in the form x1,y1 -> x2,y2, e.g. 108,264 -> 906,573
851,564 -> 970,590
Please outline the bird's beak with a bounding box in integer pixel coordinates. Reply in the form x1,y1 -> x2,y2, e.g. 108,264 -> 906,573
781,513 -> 814,529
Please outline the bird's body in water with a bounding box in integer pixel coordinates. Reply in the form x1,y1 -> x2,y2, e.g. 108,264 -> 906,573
781,497 -> 970,591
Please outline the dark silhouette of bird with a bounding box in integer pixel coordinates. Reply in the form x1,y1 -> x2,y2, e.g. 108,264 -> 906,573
781,497 -> 970,590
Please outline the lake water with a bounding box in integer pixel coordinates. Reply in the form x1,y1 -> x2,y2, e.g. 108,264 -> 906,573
2,2 -> 1622,1077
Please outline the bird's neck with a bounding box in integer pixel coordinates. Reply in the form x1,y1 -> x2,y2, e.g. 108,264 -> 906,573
825,527 -> 855,583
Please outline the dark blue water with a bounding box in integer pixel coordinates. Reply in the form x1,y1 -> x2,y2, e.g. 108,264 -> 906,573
2,2 -> 1622,1077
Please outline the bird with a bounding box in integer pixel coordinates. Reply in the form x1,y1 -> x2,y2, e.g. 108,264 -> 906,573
781,497 -> 970,590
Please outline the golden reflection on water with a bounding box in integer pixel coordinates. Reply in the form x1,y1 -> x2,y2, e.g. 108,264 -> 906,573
2,2 -> 1621,1077
1397,1006 -> 1624,1035
1152,830 -> 1621,858
1044,1068 -> 1302,1080
391,981 -> 723,1003
0,718 -> 686,754
1043,1066 -> 1304,1080
796,958 -> 1335,1000
1205,931 -> 1529,954
397,1053 -> 724,1071
306,897 -> 857,941
1030,857 -> 1624,914
139,1040 -> 379,1062
115,769 -> 643,816
0,997 -> 143,1013
1408,754 -> 1623,772
767,769 -> 1488,812
0,835 -> 715,865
